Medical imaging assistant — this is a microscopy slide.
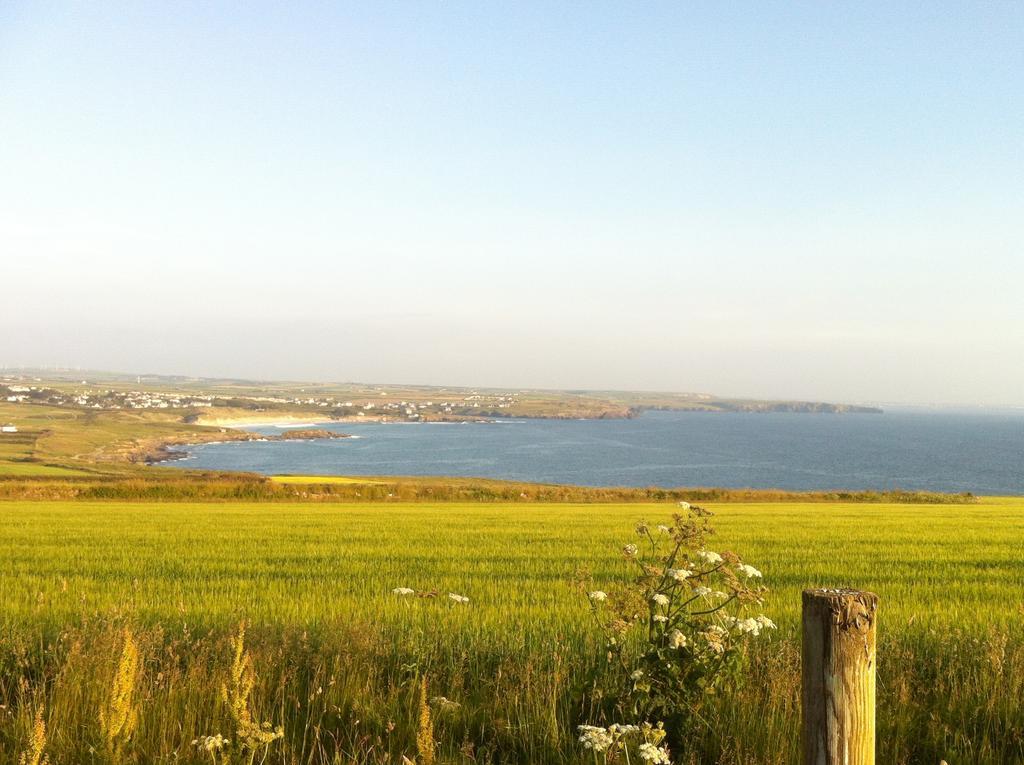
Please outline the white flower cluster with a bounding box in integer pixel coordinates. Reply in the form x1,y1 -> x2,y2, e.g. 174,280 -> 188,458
623,543 -> 639,557
588,590 -> 607,602
577,723 -> 667,761
651,593 -> 670,607
667,568 -> 692,582
697,550 -> 722,564
638,741 -> 671,763
736,563 -> 762,578
392,587 -> 415,596
724,614 -> 777,636
578,725 -> 614,752
666,629 -> 687,649
192,734 -> 229,752
448,592 -> 470,604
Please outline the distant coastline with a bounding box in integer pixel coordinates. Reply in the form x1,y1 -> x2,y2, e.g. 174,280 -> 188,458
633,403 -> 883,415
193,403 -> 881,429
143,427 -> 351,464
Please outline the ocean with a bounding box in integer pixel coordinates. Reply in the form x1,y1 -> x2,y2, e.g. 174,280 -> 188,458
160,409 -> 1024,494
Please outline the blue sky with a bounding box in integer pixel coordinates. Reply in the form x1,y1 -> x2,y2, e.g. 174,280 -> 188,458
1,2 -> 1022,404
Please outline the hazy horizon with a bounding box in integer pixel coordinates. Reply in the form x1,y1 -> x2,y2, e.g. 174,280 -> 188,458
3,3 -> 1022,406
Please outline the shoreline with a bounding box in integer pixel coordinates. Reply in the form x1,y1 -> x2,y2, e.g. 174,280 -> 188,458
193,405 -> 884,429
195,414 -> 508,427
142,428 -> 352,465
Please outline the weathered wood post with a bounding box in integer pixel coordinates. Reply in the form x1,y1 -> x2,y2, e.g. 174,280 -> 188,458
801,588 -> 878,765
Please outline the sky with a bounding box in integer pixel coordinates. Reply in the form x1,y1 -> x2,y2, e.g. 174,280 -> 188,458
1,2 -> 1022,406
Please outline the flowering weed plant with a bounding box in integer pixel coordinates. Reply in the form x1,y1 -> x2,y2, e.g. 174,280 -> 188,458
579,504 -> 775,758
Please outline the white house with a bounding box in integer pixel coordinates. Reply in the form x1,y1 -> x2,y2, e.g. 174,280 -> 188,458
1,423 -> 17,433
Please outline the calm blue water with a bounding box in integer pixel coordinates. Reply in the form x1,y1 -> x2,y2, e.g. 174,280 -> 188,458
161,410 -> 1024,494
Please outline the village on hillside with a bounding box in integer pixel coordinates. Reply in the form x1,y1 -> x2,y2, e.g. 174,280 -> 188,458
0,376 -> 524,422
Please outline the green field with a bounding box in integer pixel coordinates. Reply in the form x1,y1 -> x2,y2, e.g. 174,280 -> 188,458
0,428 -> 89,476
1,498 -> 1022,764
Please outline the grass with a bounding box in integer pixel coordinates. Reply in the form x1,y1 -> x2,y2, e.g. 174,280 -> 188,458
270,475 -> 385,484
0,462 -> 92,477
0,402 -> 222,475
2,471 -> 979,504
0,427 -> 93,475
0,497 -> 1022,764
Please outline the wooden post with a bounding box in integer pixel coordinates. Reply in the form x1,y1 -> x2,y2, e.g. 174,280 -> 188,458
801,588 -> 878,765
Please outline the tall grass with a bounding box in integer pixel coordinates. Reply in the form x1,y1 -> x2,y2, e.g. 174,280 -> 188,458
0,473 -> 980,504
0,499 -> 1021,763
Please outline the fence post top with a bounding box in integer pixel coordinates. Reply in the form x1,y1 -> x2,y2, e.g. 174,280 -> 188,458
802,587 -> 879,605
802,588 -> 878,635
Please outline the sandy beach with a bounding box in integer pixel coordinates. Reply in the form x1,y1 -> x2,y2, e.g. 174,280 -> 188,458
196,415 -> 334,428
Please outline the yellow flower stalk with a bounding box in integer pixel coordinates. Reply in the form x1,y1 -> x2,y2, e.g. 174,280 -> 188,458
416,675 -> 435,765
221,622 -> 284,760
99,628 -> 140,760
19,706 -> 50,765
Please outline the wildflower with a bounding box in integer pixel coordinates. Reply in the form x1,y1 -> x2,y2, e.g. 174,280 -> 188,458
430,696 -> 461,711
701,624 -> 728,653
635,522 -> 649,535
697,550 -> 722,564
651,593 -> 669,607
392,587 -> 415,596
677,501 -> 691,509
656,524 -> 671,534
578,725 -> 613,752
608,723 -> 639,735
667,629 -> 687,649
448,593 -> 469,604
737,563 -> 762,578
667,568 -> 692,582
99,628 -> 139,759
416,676 -> 435,765
692,586 -> 712,598
734,617 -> 761,635
588,590 -> 608,602
19,705 -> 49,765
192,734 -> 230,753
223,622 -> 285,755
638,742 -> 671,763
623,544 -> 638,557
630,669 -> 645,680
653,614 -> 668,623
722,614 -> 773,636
